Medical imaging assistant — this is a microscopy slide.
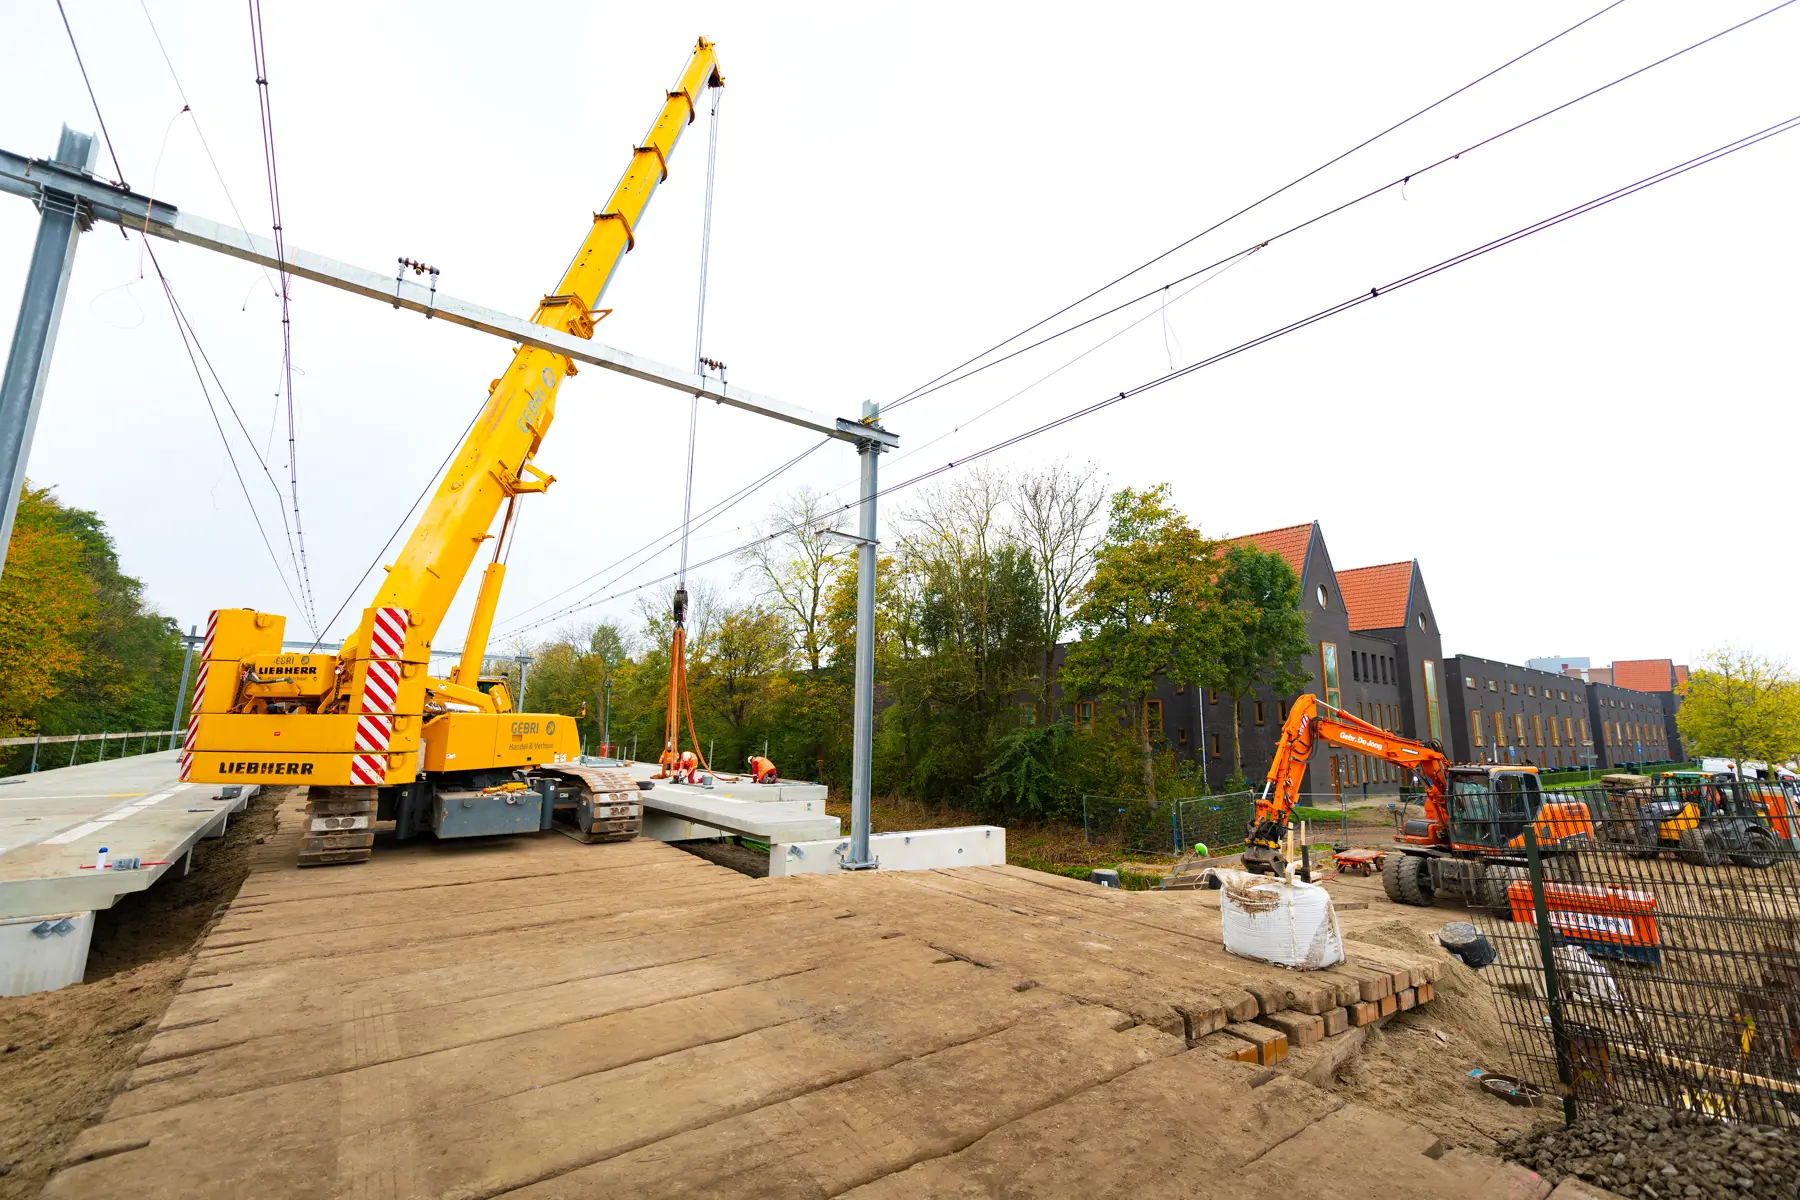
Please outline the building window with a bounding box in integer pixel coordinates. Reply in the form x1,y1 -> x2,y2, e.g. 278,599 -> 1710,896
1321,642 -> 1341,709
1603,722 -> 1613,747
1254,700 -> 1266,725
1527,686 -> 1537,697
1487,679 -> 1499,692
1277,698 -> 1289,721
1147,699 -> 1164,736
1178,727 -> 1188,746
1175,683 -> 1185,694
1208,689 -> 1218,705
1567,716 -> 1578,746
1077,700 -> 1095,732
1531,714 -> 1543,747
1513,713 -> 1527,745
1417,612 -> 1427,631
1210,732 -> 1221,759
1020,704 -> 1037,727
1559,690 -> 1567,701
1493,712 -> 1507,747
1465,676 -> 1476,689
1471,710 -> 1485,747
1317,584 -> 1329,609
1509,682 -> 1519,696
1422,661 -> 1442,744
1550,717 -> 1561,747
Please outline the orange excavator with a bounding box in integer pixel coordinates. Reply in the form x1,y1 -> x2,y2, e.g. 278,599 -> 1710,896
1243,694 -> 1596,909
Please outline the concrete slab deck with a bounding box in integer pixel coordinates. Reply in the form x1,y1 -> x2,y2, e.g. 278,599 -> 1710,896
43,790 -> 1552,1199
0,750 -> 250,919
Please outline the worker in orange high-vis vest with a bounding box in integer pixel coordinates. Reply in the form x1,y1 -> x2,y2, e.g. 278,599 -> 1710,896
747,754 -> 778,784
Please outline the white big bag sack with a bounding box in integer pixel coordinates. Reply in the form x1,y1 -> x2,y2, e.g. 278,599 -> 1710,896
1203,865 -> 1345,970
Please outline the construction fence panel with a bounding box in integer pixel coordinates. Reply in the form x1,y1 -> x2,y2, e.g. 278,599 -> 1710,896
1081,792 -> 1256,857
1464,779 -> 1800,1129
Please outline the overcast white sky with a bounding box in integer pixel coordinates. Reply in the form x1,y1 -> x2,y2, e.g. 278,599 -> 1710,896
2,1 -> 1796,671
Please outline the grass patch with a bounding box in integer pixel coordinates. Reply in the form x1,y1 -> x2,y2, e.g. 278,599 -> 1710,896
825,791 -> 1181,881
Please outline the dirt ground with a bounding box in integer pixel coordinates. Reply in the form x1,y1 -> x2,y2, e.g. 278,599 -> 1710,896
1328,919 -> 1560,1153
0,784 -> 284,1199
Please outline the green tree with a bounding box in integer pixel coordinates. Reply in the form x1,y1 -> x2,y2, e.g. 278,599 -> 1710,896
692,603 -> 792,738
875,475 -> 1045,804
1212,544 -> 1312,784
1058,485 -> 1228,804
1675,648 -> 1800,772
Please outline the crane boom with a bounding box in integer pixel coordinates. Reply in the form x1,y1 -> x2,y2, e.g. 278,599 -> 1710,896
363,38 -> 723,655
179,39 -> 725,864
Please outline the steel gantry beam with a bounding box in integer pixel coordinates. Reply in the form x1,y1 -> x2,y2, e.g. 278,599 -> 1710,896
0,144 -> 897,449
1,130 -> 894,871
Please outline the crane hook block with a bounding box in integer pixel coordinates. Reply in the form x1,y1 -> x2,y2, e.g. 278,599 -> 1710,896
672,586 -> 688,627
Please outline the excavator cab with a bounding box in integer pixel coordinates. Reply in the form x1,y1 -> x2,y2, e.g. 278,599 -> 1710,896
1445,768 -> 1542,850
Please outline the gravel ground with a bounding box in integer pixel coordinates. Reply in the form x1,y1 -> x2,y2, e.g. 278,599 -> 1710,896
1503,1106 -> 1798,1198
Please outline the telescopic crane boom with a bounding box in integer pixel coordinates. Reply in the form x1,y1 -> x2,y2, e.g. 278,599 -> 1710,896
179,39 -> 725,864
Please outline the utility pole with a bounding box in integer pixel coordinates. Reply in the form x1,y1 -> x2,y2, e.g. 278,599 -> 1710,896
0,127 -> 96,584
843,401 -> 886,869
168,624 -> 202,751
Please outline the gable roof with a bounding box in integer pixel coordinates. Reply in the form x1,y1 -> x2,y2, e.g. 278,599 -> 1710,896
1227,523 -> 1313,578
1336,561 -> 1413,631
1613,658 -> 1676,693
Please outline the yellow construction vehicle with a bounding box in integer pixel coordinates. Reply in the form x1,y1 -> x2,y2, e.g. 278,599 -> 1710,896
179,39 -> 725,864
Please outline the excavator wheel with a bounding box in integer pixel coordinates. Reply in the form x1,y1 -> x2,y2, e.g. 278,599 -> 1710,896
1386,853 -> 1435,907
1380,850 -> 1405,904
297,785 -> 376,866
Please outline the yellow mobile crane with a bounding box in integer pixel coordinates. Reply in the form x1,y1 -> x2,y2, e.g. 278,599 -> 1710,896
180,39 -> 725,864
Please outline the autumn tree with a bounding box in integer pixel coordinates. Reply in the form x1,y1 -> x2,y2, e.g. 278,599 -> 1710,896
740,487 -> 847,674
0,486 -> 96,736
0,485 -> 183,773
1058,486 -> 1229,804
1013,461 -> 1106,717
1212,545 -> 1312,783
1675,649 -> 1800,772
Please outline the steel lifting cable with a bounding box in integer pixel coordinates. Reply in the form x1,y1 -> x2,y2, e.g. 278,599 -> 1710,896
248,0 -> 319,636
662,85 -> 724,778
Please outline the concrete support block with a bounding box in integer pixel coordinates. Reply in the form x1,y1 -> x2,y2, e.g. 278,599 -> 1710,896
0,911 -> 94,995
769,826 -> 1005,876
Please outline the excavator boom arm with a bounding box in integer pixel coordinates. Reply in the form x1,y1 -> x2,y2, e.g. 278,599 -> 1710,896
1244,693 -> 1448,869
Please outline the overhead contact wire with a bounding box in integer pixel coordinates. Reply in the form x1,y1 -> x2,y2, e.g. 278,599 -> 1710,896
884,0 -> 1635,410
509,111 -> 1800,631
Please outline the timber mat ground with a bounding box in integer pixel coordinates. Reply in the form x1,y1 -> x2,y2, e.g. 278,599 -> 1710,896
0,784 -> 285,1199
11,785 -> 1558,1199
